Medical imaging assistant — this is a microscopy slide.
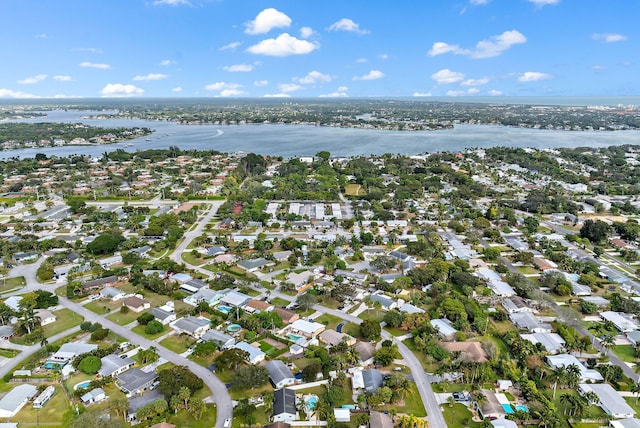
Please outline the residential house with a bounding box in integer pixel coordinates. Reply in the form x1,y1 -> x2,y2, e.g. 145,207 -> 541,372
35,309 -> 56,326
98,254 -> 122,269
601,311 -> 640,333
354,341 -> 375,366
82,275 -> 118,293
547,354 -> 603,382
80,388 -> 106,406
273,388 -> 297,422
206,246 -> 227,257
579,383 -> 636,419
334,408 -> 350,423
431,319 -> 458,340
265,360 -> 296,389
117,368 -> 158,396
51,343 -> 98,365
220,290 -> 251,308
439,341 -> 488,363
122,296 -> 150,313
627,331 -> 640,347
369,411 -> 394,428
13,252 -> 39,263
287,319 -> 325,338
369,293 -> 397,311
237,258 -> 274,272
319,329 -> 356,347
244,300 -> 274,313
169,273 -> 193,284
131,246 -> 152,258
521,333 -> 566,354
0,384 -> 37,417
33,385 -> 55,409
273,307 -> 299,325
128,390 -> 164,421
3,296 -> 22,311
183,288 -> 225,307
509,313 -> 552,333
201,329 -> 235,350
171,317 -> 210,338
398,302 -> 425,314
100,286 -> 126,301
478,389 -> 507,420
287,270 -> 314,291
362,369 -> 383,393
98,354 -> 135,378
149,307 -> 176,325
501,296 -> 534,314
180,279 -> 209,294
0,326 -> 13,340
233,341 -> 266,364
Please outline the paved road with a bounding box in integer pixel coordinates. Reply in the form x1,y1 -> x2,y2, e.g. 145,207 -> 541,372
4,256 -> 45,293
58,296 -> 233,427
169,201 -> 224,264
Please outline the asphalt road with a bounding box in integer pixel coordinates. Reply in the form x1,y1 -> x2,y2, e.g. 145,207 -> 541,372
169,201 -> 225,264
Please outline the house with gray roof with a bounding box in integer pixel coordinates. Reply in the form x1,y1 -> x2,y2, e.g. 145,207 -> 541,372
521,333 -> 566,354
0,384 -> 37,417
233,341 -> 266,364
100,286 -> 125,301
362,369 -> 383,393
273,388 -> 297,422
149,307 -> 176,325
579,383 -> 636,419
128,390 -> 164,421
82,275 -> 118,292
181,278 -> 209,294
98,354 -> 135,378
51,343 -> 98,364
0,326 -> 13,340
117,368 -> 158,396
220,290 -> 251,308
369,293 -> 397,310
201,329 -> 235,350
237,258 -> 274,272
81,388 -> 106,405
431,319 -> 458,340
183,288 -> 225,307
171,316 -> 210,338
509,312 -> 551,333
265,360 -> 296,389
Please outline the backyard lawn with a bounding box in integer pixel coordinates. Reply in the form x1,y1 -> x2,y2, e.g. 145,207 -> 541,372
168,404 -> 217,428
378,383 -> 426,417
43,308 -> 83,338
132,324 -> 168,340
12,385 -> 72,427
440,403 -> 483,428
0,276 -> 26,292
315,313 -> 343,330
107,309 -> 142,326
160,334 -> 196,354
270,297 -> 289,307
613,344 -> 637,363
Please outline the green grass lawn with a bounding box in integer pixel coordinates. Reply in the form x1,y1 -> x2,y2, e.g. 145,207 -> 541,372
43,308 -> 83,338
231,403 -> 270,428
229,383 -> 273,400
358,309 -> 385,323
0,348 -> 19,358
315,313 -> 343,330
132,324 -> 168,340
160,334 -> 196,354
516,265 -> 540,275
182,251 -> 207,266
378,383 -> 426,417
84,300 -> 116,314
0,275 -> 26,292
440,403 -> 482,428
12,384 -> 72,427
270,297 -> 289,307
613,344 -> 638,363
168,404 -> 217,428
342,322 -> 362,339
107,308 -> 142,326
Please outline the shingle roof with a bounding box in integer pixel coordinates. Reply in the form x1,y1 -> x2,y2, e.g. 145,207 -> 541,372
265,360 -> 294,385
273,388 -> 296,416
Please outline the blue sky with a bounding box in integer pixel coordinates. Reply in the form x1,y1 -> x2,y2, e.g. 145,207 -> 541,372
0,0 -> 637,98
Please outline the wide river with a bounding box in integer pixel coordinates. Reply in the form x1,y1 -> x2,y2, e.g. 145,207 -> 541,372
2,109 -> 640,159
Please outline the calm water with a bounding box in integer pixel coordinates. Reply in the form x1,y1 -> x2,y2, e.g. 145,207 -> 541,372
1,109 -> 640,159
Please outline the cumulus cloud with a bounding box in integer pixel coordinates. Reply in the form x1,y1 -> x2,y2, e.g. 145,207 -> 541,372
300,27 -> 315,39
413,92 -> 432,97
160,59 -> 176,66
254,80 -> 269,86
295,71 -> 332,84
319,91 -> 348,98
245,8 -> 292,35
247,33 -> 318,57
518,71 -> 553,82
488,89 -> 503,96
223,64 -> 254,72
153,0 -> 190,6
429,30 -> 526,59
0,88 -> 39,98
278,83 -> 302,93
263,93 -> 291,98
353,70 -> 384,81
379,53 -> 389,60
204,82 -> 245,97
17,74 -> 47,84
172,86 -> 183,92
79,62 -> 110,69
446,90 -> 466,96
133,73 -> 168,81
592,33 -> 627,43
431,69 -> 465,84
35,33 -> 47,39
220,42 -> 241,51
467,88 -> 480,95
53,75 -> 73,81
528,0 -> 559,6
356,58 -> 367,63
74,47 -> 102,54
219,89 -> 245,97
327,18 -> 370,35
101,83 -> 144,97
461,78 -> 489,86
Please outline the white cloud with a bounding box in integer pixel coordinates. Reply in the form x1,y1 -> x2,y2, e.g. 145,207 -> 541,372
79,62 -> 110,69
246,33 -> 318,57
518,71 -> 553,82
132,73 -> 169,81
461,78 -> 489,86
446,90 -> 466,96
295,71 -> 332,84
223,64 -> 254,72
319,91 -> 348,98
0,88 -> 38,98
172,86 -> 183,92
337,86 -> 348,92
263,93 -> 291,98
488,89 -> 503,96
413,92 -> 432,97
254,80 -> 269,87
279,83 -> 302,93
245,8 -> 292,35
53,94 -> 83,99
220,42 -> 241,51
592,33 -> 627,43
356,58 -> 367,63
467,88 -> 480,94
300,27 -> 315,39
592,65 -> 607,70
470,0 -> 488,4
153,0 -> 190,6
327,18 -> 370,35
429,30 -> 526,59
160,59 -> 176,66
17,74 -> 47,84
528,0 -> 559,6
353,70 -> 384,81
379,53 -> 389,60
219,89 -> 245,97
101,83 -> 144,97
74,47 -> 102,54
35,33 -> 47,39
53,75 -> 73,81
204,82 -> 242,91
431,69 -> 465,84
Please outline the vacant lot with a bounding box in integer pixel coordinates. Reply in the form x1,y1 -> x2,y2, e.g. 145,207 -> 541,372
345,184 -> 365,196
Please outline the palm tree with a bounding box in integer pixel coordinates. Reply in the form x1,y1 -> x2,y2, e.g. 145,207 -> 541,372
600,334 -> 615,356
559,393 -> 572,416
262,391 -> 274,417
551,366 -> 566,399
631,381 -> 640,405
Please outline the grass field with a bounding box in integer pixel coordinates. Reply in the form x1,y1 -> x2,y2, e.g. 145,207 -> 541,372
43,308 -> 83,338
270,297 -> 289,307
345,183 -> 366,196
315,313 -> 343,331
0,276 -> 26,292
84,300 -> 115,314
107,308 -> 142,326
440,403 -> 482,428
12,384 -> 72,427
613,344 -> 637,363
132,324 -> 167,340
0,348 -> 19,358
161,334 -> 196,354
378,383 -> 426,417
168,404 -> 217,428
182,251 -> 207,266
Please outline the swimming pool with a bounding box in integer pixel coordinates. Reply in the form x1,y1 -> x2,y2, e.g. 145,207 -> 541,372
74,381 -> 92,391
227,324 -> 241,332
502,404 -> 514,414
286,333 -> 303,342
217,305 -> 232,313
43,360 -> 66,370
515,405 -> 529,412
306,395 -> 318,411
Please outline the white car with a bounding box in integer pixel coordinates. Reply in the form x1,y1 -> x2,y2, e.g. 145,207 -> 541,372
223,418 -> 231,428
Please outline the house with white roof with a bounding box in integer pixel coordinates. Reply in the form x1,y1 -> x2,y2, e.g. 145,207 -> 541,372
81,388 -> 106,406
183,288 -> 225,307
0,384 -> 37,417
547,354 -> 603,382
98,354 -> 135,378
35,309 -> 57,326
287,270 -> 314,290
265,360 -> 296,389
287,319 -> 325,338
579,383 -> 636,419
521,333 -> 566,354
509,313 -> 552,333
601,311 -> 640,333
220,290 -> 251,308
431,319 -> 458,340
171,317 -> 210,338
100,286 -> 126,301
233,341 -> 266,364
51,343 -> 98,364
